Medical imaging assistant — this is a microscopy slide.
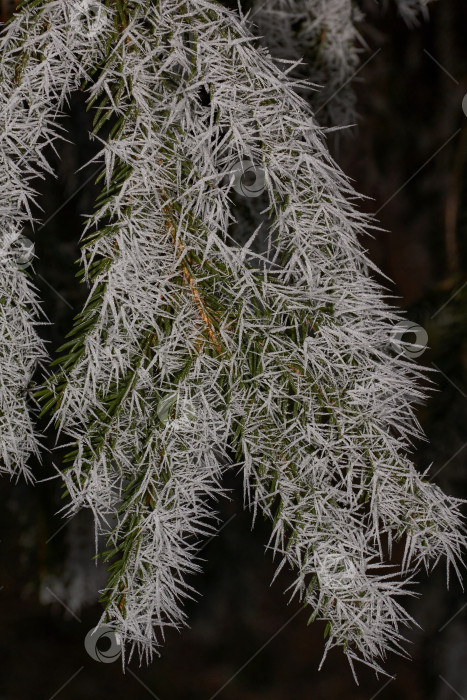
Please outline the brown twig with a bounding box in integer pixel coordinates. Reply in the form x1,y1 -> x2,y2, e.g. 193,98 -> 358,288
157,173 -> 222,354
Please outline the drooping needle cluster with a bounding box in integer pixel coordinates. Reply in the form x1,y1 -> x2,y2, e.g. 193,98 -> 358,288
250,0 -> 435,126
0,0 -> 110,478
250,0 -> 365,126
0,0 -> 464,678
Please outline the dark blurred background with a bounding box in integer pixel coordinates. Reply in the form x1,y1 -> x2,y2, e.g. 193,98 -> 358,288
0,0 -> 466,698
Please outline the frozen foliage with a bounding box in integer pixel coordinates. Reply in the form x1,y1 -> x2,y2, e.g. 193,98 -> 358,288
394,0 -> 432,26
1,0 -> 464,679
250,0 -> 365,127
0,225 -> 44,480
0,0 -> 102,478
0,0 -> 125,480
249,0 -> 435,127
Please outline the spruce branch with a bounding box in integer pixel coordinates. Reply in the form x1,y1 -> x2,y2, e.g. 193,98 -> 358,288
249,0 -> 437,128
250,0 -> 365,127
0,0 -> 115,477
1,0 -> 464,679
394,0 -> 433,26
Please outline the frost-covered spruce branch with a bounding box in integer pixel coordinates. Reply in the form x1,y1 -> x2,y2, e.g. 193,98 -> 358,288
0,0 -> 112,478
0,226 -> 45,480
1,0 -> 463,677
394,0 -> 432,26
250,0 -> 365,127
249,0 -> 436,128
